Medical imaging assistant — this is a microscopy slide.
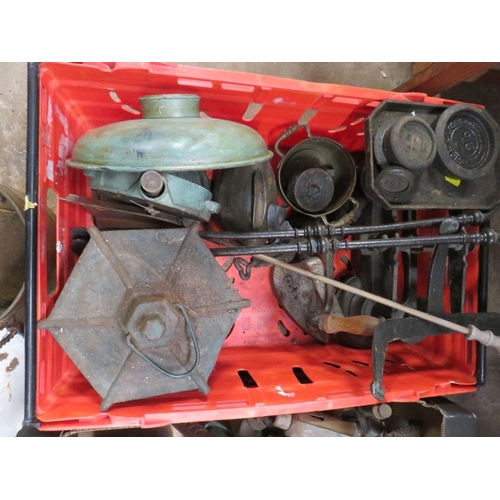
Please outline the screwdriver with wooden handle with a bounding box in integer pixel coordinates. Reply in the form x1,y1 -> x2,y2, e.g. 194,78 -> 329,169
256,253 -> 500,353
317,314 -> 380,337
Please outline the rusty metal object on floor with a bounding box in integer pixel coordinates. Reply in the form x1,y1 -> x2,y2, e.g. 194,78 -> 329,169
236,417 -> 282,437
171,422 -> 214,437
282,406 -> 395,436
293,412 -> 360,436
226,398 -> 475,436
386,426 -> 420,437
273,414 -> 293,430
389,398 -> 476,437
372,404 -> 392,420
202,421 -> 233,437
284,412 -> 360,437
39,225 -> 250,410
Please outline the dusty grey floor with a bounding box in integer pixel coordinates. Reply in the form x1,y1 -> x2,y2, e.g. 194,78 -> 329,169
0,63 -> 27,194
178,62 -> 413,90
2,62 -> 500,436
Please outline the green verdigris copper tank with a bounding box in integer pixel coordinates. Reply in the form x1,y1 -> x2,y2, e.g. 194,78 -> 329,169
67,94 -> 273,224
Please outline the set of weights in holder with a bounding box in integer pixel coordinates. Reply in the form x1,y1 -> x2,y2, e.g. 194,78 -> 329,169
362,100 -> 500,210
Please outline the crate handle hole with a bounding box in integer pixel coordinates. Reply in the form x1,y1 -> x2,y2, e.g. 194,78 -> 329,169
46,188 -> 58,297
292,366 -> 313,384
328,125 -> 347,134
277,320 -> 290,338
350,117 -> 365,126
324,361 -> 341,369
242,102 -> 263,121
237,370 -> 258,388
351,360 -> 369,367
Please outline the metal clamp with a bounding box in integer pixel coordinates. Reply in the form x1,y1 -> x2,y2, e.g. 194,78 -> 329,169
371,312 -> 500,401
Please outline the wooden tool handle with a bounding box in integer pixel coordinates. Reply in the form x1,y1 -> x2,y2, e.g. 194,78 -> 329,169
318,315 -> 380,336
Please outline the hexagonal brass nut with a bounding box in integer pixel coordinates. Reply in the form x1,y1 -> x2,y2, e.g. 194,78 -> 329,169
123,296 -> 184,350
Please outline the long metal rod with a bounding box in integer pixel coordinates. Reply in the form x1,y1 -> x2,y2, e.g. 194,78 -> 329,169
342,231 -> 494,250
201,211 -> 487,241
24,62 -> 40,428
254,253 -> 471,335
210,230 -> 497,257
476,220 -> 490,384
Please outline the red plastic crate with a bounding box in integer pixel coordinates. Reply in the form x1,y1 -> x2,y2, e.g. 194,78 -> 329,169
35,62 -> 479,431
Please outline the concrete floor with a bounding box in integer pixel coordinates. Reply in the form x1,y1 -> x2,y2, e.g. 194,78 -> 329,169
178,62 -> 414,90
0,63 -> 27,194
1,62 -> 500,436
